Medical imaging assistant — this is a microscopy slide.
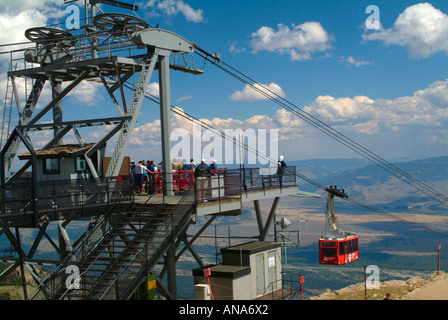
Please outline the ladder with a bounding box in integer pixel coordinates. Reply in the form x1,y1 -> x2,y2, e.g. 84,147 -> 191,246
105,56 -> 158,177
0,75 -> 14,149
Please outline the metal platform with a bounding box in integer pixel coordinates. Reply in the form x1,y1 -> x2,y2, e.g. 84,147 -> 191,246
254,288 -> 298,300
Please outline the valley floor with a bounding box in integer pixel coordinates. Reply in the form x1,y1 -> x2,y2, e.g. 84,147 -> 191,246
310,271 -> 447,300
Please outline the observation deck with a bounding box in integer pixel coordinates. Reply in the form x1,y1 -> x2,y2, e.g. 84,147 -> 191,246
0,166 -> 307,228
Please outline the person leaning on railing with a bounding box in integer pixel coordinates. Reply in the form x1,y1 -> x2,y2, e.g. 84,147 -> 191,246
194,159 -> 217,202
134,161 -> 151,195
147,160 -> 158,194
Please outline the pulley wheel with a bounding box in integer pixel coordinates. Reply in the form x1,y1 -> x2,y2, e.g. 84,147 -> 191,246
25,27 -> 76,47
93,13 -> 149,33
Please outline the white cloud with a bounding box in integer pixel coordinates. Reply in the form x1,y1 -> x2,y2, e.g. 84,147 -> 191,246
147,82 -> 160,98
250,22 -> 332,61
187,79 -> 448,142
68,81 -> 104,107
196,79 -> 448,141
123,79 -> 448,161
305,95 -> 376,123
229,41 -> 246,54
0,0 -> 61,14
142,0 -> 204,23
177,95 -> 193,102
342,56 -> 371,67
304,79 -> 448,132
363,3 -> 448,59
0,1 -> 66,63
230,82 -> 286,102
130,119 -> 161,146
0,9 -> 48,60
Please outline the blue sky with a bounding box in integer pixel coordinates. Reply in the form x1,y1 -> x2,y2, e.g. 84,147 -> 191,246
1,0 -> 448,166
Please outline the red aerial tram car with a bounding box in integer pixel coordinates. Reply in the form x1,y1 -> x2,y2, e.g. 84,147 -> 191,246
319,234 -> 359,265
318,186 -> 359,265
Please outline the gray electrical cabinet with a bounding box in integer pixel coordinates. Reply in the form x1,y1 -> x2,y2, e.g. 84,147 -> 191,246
192,241 -> 282,300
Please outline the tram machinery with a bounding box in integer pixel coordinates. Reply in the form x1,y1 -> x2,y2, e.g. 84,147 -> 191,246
0,0 -> 207,300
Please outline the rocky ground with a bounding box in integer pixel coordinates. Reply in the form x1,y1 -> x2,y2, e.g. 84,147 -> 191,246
310,271 -> 448,300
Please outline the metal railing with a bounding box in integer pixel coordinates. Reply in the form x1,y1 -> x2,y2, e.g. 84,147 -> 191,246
0,166 -> 297,226
142,166 -> 296,202
0,176 -> 133,225
237,166 -> 297,191
261,272 -> 301,300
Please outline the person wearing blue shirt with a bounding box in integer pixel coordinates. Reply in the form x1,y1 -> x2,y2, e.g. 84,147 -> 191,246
182,159 -> 190,170
147,160 -> 158,194
210,159 -> 218,170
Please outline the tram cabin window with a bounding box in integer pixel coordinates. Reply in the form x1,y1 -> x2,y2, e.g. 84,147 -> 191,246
321,241 -> 337,248
339,242 -> 344,256
321,248 -> 337,256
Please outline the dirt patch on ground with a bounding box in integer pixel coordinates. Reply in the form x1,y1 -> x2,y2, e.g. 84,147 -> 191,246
400,271 -> 448,300
310,271 -> 447,300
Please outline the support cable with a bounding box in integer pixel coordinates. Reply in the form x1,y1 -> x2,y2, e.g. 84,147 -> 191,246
193,52 -> 448,206
123,81 -> 448,240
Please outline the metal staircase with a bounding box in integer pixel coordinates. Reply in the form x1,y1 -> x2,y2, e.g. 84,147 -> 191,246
35,188 -> 195,300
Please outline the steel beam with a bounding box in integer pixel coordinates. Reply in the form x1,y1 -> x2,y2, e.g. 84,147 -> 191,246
165,244 -> 177,299
27,69 -> 91,127
100,75 -> 124,116
2,79 -> 45,175
259,197 -> 280,241
159,53 -> 174,195
253,199 -> 264,236
21,116 -> 130,131
52,81 -> 63,144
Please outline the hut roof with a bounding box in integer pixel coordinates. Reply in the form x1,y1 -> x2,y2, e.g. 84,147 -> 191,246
18,143 -> 95,160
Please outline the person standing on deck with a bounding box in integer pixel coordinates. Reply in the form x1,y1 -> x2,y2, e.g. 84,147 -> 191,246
278,155 -> 287,187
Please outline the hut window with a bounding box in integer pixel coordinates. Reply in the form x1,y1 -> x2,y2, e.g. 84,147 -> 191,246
43,158 -> 60,174
76,157 -> 87,172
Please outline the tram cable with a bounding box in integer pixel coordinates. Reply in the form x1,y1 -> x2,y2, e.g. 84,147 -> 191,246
193,51 -> 448,207
123,81 -> 448,240
0,26 -> 444,205
0,22 -> 445,238
0,17 -> 444,206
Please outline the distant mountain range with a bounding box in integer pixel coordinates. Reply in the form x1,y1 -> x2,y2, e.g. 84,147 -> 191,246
289,156 -> 448,213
